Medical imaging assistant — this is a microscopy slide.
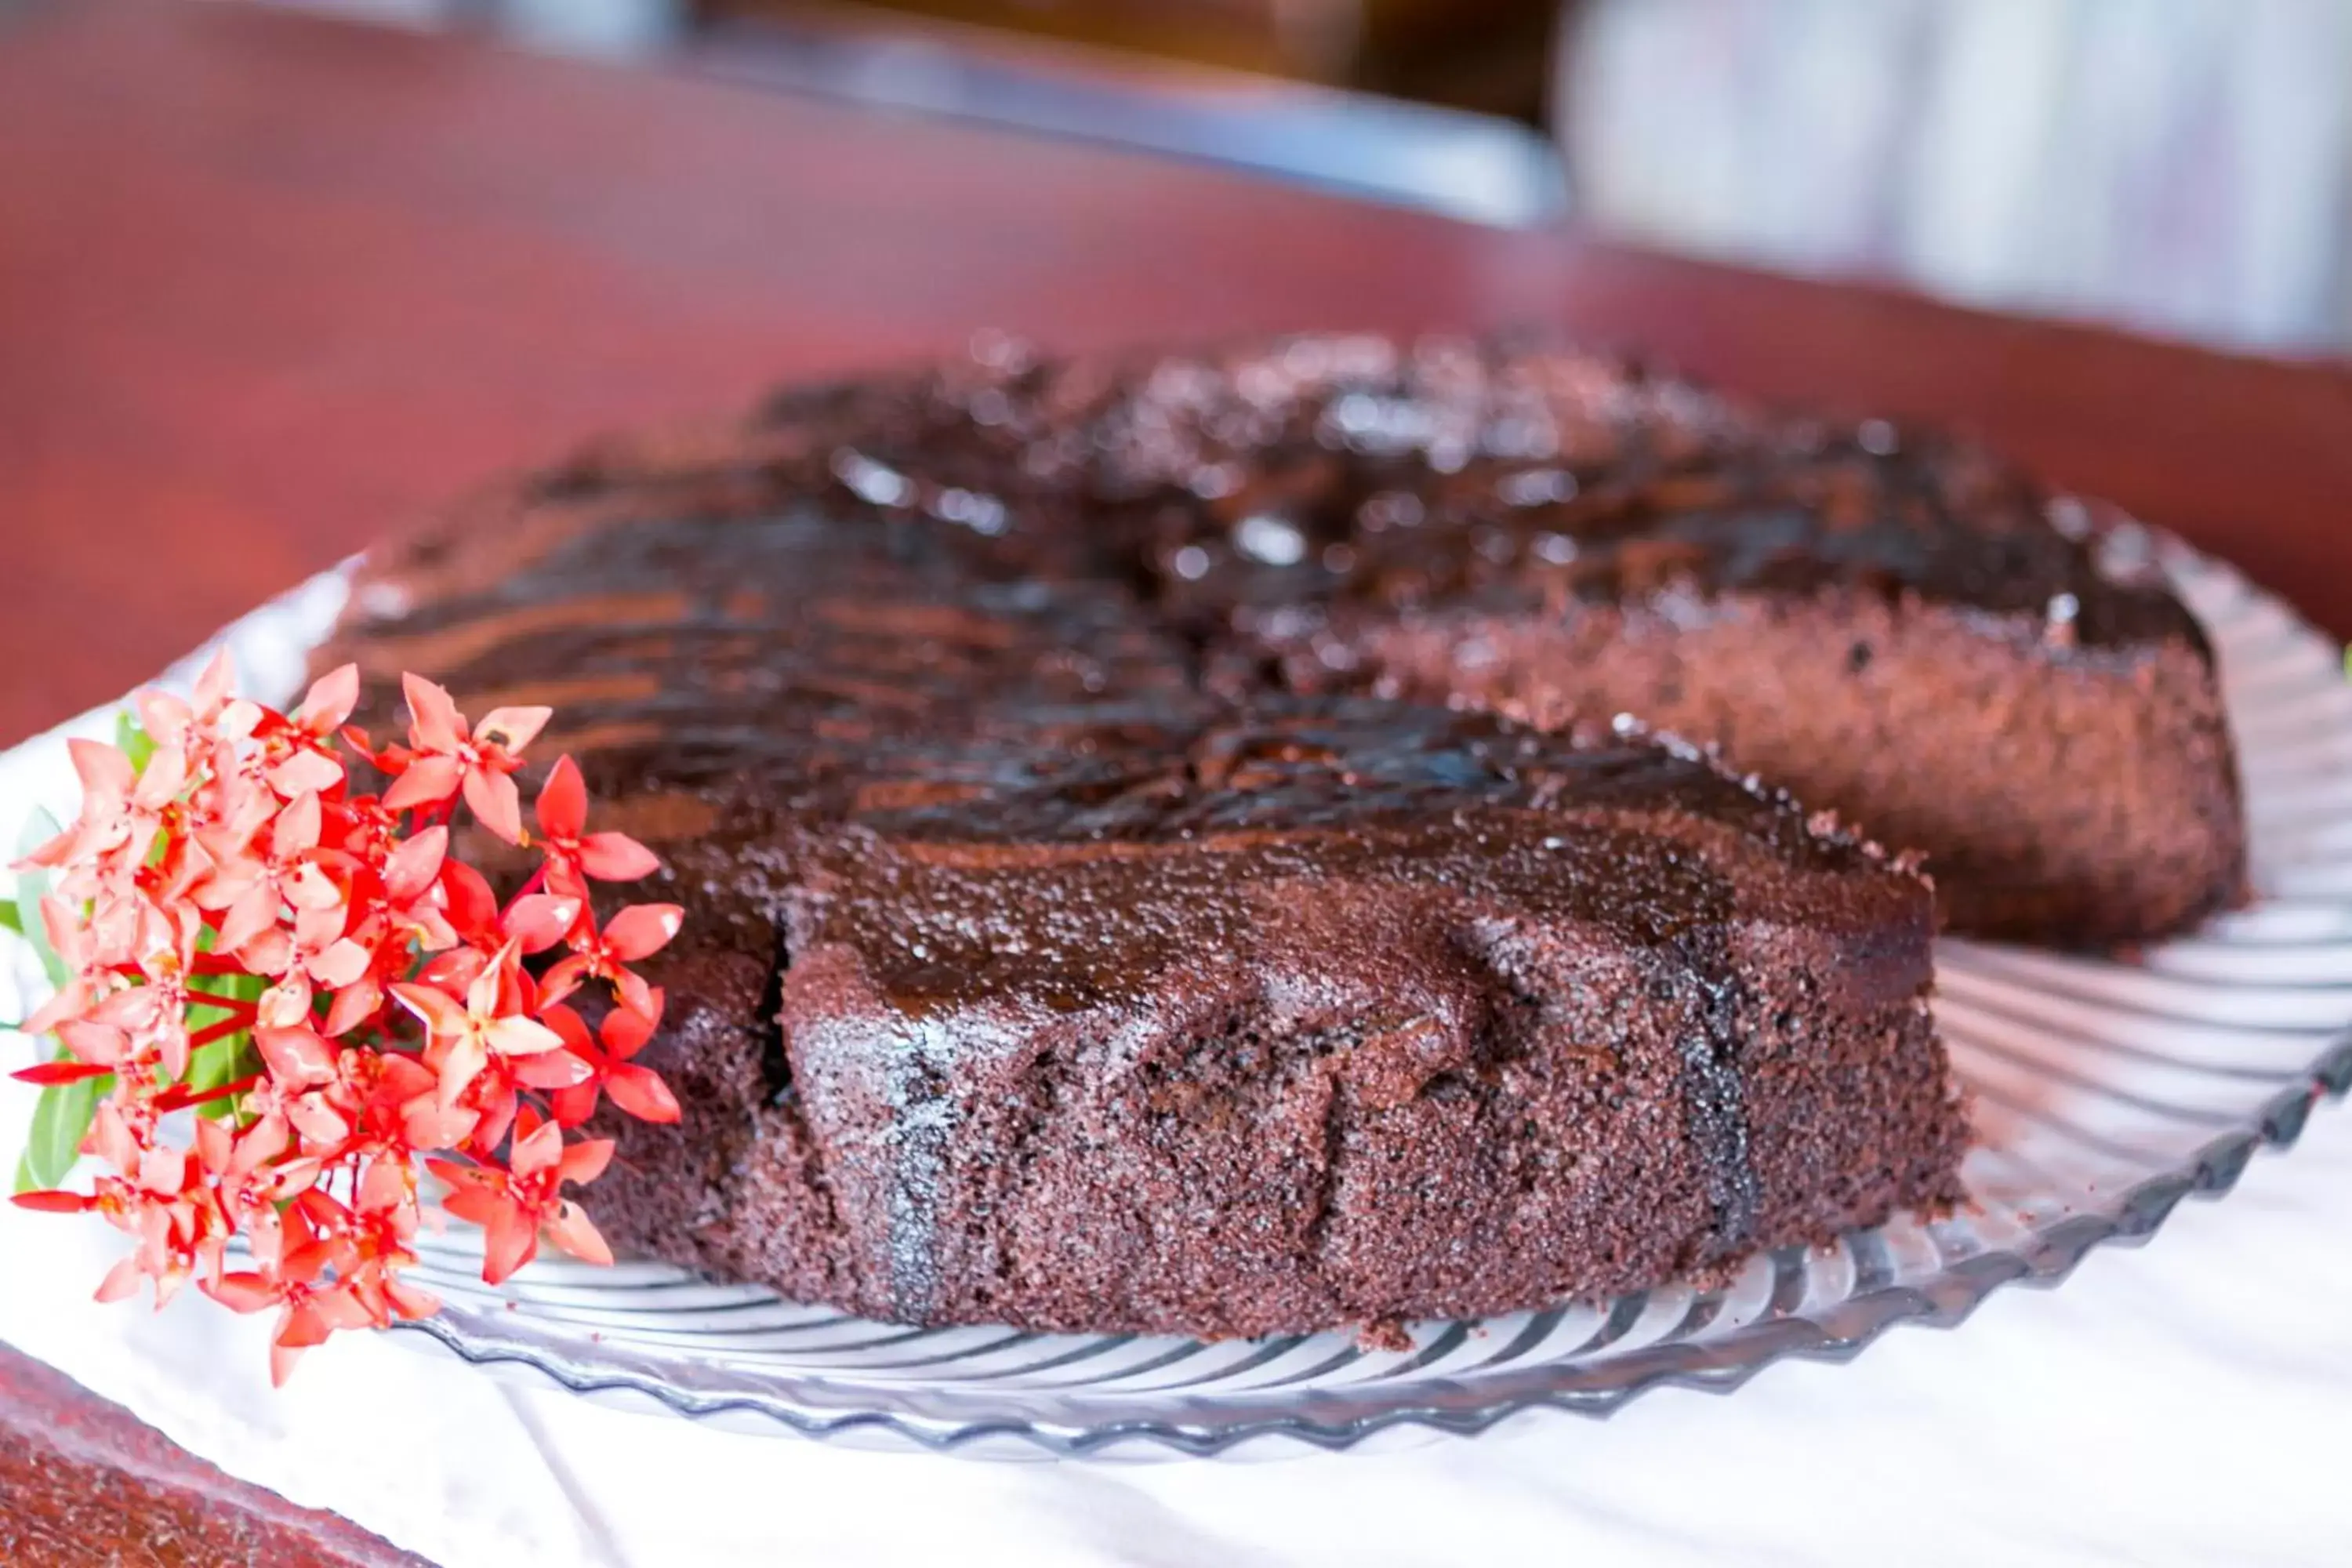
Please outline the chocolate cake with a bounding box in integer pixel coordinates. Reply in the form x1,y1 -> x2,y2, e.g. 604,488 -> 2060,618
321,332 -> 2241,1336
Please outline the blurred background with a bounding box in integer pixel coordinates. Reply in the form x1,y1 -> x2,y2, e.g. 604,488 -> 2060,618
182,0 -> 2352,354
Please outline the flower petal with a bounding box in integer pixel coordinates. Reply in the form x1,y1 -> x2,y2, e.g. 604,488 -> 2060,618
38,894 -> 87,967
256,1025 -> 338,1089
67,738 -> 135,803
514,1047 -> 595,1091
321,978 -> 383,1037
138,1145 -> 187,1197
602,905 -> 684,963
157,1025 -> 191,1085
268,749 -> 346,799
234,1115 -> 293,1178
383,825 -> 448,904
13,820 -> 82,870
387,1274 -> 441,1319
401,673 -> 467,753
539,1003 -> 593,1054
535,755 -> 586,840
557,1138 -> 615,1186
91,1104 -> 139,1171
508,1116 -> 564,1179
475,706 -> 552,756
543,1201 -> 613,1269
56,1018 -> 127,1068
468,1087 -> 519,1156
256,975 -> 314,1029
236,927 -> 295,978
193,648 -> 236,715
132,745 -> 189,811
481,1209 -> 539,1287
463,940 -> 521,1020
296,664 -> 360,732
216,699 -> 263,743
437,1030 -> 488,1107
205,1271 -> 283,1314
286,1094 -> 353,1147
20,981 -> 93,1040
610,1064 -> 679,1123
357,1156 -> 413,1218
502,894 -> 579,955
267,1341 -> 310,1388
137,690 -> 192,748
462,768 -> 525,846
383,754 -> 463,813
213,881 -> 281,959
549,1080 -> 599,1128
390,981 -> 470,1039
601,996 -> 659,1059
95,1254 -> 147,1305
482,1011 -> 564,1062
402,1094 -> 478,1151
535,955 -> 589,1011
307,938 -> 372,991
612,967 -> 656,1022
576,832 -> 661,882
272,792 -> 323,858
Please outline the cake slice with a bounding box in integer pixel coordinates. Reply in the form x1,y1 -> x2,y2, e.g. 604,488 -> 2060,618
1071,336 -> 2247,943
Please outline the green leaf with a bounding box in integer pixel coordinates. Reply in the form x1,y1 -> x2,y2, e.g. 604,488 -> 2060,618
12,1068 -> 108,1195
13,808 -> 68,989
187,1041 -> 243,1120
185,969 -> 264,1120
114,709 -> 157,775
0,904 -> 21,938
9,808 -> 85,1192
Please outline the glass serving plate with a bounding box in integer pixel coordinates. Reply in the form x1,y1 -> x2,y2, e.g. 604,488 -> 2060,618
10,535 -> 2350,1457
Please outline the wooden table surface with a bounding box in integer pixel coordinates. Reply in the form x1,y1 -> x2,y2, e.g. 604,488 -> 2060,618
3,0 -> 2350,1561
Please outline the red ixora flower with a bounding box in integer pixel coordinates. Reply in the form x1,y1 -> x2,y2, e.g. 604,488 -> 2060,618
429,1112 -> 614,1286
545,992 -> 681,1128
535,756 -> 661,889
9,659 -> 681,1383
539,903 -> 682,1020
378,673 -> 549,844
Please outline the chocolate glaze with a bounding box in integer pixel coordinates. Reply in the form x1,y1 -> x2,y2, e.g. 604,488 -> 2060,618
320,332 -> 2249,1334
771,334 -> 2202,652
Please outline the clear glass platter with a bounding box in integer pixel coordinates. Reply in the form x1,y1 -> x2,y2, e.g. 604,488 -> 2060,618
13,535 -> 2352,1457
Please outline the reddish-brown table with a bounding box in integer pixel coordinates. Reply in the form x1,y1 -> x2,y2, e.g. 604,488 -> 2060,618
3,1 -> 2350,1561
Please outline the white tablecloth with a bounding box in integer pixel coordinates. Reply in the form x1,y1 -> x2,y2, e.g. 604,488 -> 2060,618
5,1070 -> 2347,1568
3,580 -> 2347,1568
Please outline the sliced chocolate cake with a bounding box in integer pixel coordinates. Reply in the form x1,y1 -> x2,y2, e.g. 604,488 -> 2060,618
321,332 -> 2239,1335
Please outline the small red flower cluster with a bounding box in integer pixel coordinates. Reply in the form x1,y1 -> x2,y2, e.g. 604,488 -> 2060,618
8,657 -> 682,1383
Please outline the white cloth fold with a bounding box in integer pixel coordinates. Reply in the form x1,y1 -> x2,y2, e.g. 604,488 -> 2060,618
5,1083 -> 2348,1567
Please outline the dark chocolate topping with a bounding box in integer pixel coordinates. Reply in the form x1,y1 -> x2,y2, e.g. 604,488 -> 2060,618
789,334 -> 2201,655
342,335 -> 2205,820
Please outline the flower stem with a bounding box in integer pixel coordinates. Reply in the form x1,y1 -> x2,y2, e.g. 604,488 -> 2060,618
187,1014 -> 254,1049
